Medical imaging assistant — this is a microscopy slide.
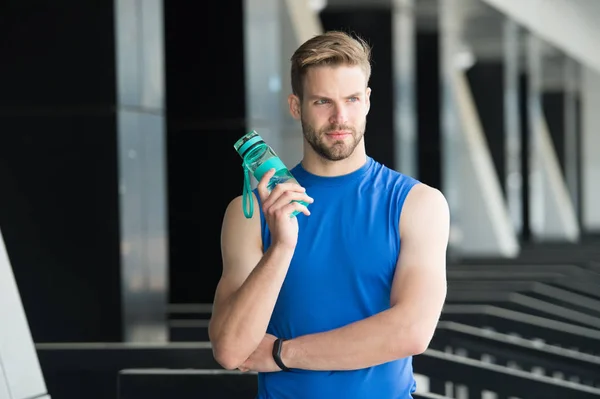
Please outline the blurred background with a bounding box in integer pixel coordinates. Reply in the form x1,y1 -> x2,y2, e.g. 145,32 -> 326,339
1,0 -> 599,398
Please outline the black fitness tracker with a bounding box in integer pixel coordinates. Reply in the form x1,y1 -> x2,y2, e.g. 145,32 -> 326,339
272,338 -> 291,372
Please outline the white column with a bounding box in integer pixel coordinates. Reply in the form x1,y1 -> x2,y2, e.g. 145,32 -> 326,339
527,36 -> 579,241
243,0 -> 283,163
439,0 -> 464,254
115,0 -> 169,342
393,0 -> 417,177
503,18 -> 523,235
581,66 -> 600,232
440,0 -> 519,257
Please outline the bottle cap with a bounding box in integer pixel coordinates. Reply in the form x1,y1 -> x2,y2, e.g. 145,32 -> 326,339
233,130 -> 266,219
234,130 -> 265,158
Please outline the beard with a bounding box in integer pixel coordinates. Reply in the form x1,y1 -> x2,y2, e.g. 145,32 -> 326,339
301,116 -> 366,161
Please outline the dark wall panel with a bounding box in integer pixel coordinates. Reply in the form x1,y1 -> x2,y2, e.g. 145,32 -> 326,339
542,91 -> 566,177
163,2 -> 246,124
0,1 -> 121,342
164,1 -> 246,304
167,128 -> 246,304
466,62 -> 505,194
0,0 -> 115,108
0,115 -> 121,343
416,31 -> 441,189
519,73 -> 531,241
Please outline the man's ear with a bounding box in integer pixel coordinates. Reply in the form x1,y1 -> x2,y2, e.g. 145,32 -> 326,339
288,94 -> 301,120
365,87 -> 372,116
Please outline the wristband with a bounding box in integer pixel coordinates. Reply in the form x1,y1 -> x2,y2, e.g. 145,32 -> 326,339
272,338 -> 291,372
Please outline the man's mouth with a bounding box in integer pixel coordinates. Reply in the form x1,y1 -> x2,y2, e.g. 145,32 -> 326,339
326,131 -> 351,139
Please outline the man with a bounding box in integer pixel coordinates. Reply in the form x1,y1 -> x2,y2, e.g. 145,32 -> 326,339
209,31 -> 449,398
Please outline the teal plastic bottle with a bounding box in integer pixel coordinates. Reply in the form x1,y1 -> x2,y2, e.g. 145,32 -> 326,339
234,130 -> 308,218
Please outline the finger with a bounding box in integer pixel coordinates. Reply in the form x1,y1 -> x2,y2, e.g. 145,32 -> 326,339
262,184 -> 309,211
263,181 -> 306,206
270,181 -> 306,194
290,201 -> 311,217
256,168 -> 276,202
275,200 -> 311,218
264,192 -> 313,215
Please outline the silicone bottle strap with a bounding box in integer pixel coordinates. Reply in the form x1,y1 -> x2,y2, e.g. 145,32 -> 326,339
242,162 -> 254,219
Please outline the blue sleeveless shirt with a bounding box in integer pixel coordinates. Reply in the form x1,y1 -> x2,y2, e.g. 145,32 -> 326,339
254,156 -> 419,399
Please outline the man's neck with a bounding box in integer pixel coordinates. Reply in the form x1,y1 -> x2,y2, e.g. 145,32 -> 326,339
300,147 -> 368,177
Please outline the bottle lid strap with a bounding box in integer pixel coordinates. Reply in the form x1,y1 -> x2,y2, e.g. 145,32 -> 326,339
242,162 -> 254,219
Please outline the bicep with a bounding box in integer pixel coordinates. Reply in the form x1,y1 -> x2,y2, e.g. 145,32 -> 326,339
212,193 -> 263,313
390,184 -> 449,319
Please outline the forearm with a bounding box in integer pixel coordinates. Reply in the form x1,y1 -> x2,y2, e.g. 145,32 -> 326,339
211,244 -> 294,367
283,307 -> 425,371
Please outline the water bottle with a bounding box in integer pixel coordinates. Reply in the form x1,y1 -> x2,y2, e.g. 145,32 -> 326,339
234,130 -> 309,219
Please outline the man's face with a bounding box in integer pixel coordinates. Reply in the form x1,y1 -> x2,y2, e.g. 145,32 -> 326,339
294,65 -> 371,161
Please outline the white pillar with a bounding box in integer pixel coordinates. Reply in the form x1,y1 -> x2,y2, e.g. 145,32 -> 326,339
581,66 -> 600,232
503,18 -> 523,235
243,0 -> 283,160
440,0 -> 519,257
393,0 -> 418,177
115,0 -> 169,342
527,36 -> 579,241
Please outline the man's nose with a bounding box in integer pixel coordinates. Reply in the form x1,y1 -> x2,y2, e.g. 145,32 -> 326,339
329,104 -> 347,125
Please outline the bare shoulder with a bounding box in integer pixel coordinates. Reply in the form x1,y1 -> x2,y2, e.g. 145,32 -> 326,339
221,192 -> 263,271
210,193 -> 264,337
222,193 -> 262,231
400,183 -> 450,240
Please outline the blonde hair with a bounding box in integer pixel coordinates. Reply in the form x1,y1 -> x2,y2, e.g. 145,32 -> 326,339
290,31 -> 372,100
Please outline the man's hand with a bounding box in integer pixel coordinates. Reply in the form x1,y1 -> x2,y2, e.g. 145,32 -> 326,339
238,333 -> 282,373
258,168 -> 313,250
